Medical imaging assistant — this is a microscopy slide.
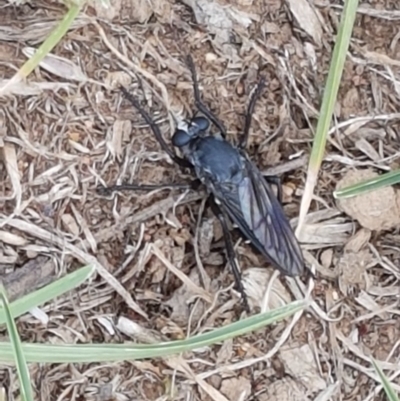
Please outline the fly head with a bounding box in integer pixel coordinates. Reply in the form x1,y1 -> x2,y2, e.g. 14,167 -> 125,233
172,116 -> 210,148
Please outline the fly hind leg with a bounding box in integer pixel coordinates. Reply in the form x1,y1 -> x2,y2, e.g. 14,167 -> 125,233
263,174 -> 283,204
208,195 -> 251,313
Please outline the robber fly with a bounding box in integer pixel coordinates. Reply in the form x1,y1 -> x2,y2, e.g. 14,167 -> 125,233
100,55 -> 305,311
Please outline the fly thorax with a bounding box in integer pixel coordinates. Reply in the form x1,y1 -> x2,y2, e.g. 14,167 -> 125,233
179,143 -> 192,159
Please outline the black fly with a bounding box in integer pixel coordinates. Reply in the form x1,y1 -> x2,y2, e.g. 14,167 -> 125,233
100,55 -> 305,312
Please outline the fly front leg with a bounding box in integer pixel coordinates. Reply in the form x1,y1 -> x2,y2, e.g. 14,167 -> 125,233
238,77 -> 266,150
185,55 -> 228,139
120,87 -> 193,169
97,179 -> 202,196
208,195 -> 251,313
263,174 -> 283,204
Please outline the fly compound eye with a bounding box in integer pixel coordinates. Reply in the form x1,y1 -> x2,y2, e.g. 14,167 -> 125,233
172,129 -> 191,147
191,117 -> 210,131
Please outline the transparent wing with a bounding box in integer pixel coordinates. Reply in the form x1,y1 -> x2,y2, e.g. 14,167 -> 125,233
213,158 -> 304,276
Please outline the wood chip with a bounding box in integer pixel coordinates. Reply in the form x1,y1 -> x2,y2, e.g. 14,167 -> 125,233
336,168 -> 400,231
280,343 -> 327,393
0,256 -> 55,302
286,0 -> 323,45
0,230 -> 27,246
220,376 -> 251,401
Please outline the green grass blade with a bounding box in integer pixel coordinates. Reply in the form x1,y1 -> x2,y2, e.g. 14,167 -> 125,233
333,169 -> 400,199
0,286 -> 34,401
296,0 -> 360,236
0,265 -> 94,324
371,357 -> 400,401
0,300 -> 307,363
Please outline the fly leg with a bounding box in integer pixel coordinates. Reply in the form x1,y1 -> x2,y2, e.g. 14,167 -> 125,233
208,196 -> 251,313
263,174 -> 283,204
97,179 -> 202,195
120,87 -> 193,169
185,55 -> 228,139
238,77 -> 266,150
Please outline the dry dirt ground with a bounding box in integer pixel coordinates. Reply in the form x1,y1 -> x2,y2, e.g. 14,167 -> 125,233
1,0 -> 400,400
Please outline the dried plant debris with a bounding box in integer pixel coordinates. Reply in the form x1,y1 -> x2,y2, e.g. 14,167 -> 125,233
337,228 -> 374,297
2,142 -> 21,210
0,80 -> 72,95
260,377 -> 310,401
117,316 -> 166,343
279,343 -> 327,395
337,249 -> 373,297
22,47 -> 90,83
197,217 -> 224,266
147,237 -> 185,283
198,217 -> 214,257
220,376 -> 251,401
336,169 -> 400,231
286,0 -> 323,45
241,267 -> 292,310
0,14 -> 90,44
0,256 -> 55,301
296,208 -> 354,248
89,0 -> 163,23
164,269 -> 206,326
180,0 -> 257,60
2,0 -> 400,399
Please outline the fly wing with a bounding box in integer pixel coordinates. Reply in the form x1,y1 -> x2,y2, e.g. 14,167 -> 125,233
213,158 -> 304,276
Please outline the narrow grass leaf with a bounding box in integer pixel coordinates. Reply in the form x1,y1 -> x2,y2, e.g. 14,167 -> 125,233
333,169 -> 400,199
0,285 -> 34,401
0,265 -> 94,324
0,300 -> 307,363
371,357 -> 400,401
296,0 -> 360,236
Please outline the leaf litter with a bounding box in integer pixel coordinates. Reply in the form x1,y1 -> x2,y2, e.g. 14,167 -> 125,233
1,0 -> 400,400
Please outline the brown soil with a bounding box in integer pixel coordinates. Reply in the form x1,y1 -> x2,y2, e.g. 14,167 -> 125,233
1,0 -> 400,400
